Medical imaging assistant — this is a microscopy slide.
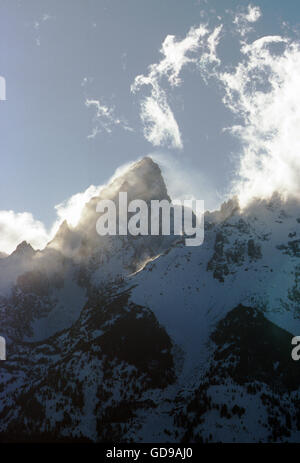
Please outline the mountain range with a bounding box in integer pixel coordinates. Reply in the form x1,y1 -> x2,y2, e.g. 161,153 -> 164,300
0,156 -> 300,443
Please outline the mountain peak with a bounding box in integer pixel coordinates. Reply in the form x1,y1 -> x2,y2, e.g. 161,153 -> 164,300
130,156 -> 161,176
11,241 -> 35,258
99,156 -> 169,203
73,156 -> 170,233
206,197 -> 240,224
46,156 -> 171,259
48,219 -> 82,254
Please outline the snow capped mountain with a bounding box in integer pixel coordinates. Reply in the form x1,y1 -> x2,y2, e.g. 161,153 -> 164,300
0,157 -> 300,442
0,158 -> 177,343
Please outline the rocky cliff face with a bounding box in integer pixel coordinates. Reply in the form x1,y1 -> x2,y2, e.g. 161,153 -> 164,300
0,158 -> 300,442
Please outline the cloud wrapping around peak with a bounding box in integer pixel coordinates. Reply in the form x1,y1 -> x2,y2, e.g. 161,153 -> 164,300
3,4 -> 300,253
54,184 -> 103,228
0,184 -> 104,254
0,159 -> 139,254
132,24 -> 222,150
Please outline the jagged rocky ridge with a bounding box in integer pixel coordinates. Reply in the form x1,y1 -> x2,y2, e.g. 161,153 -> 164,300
0,157 -> 300,442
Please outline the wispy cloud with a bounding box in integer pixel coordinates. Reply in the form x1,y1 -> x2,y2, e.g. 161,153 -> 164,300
54,184 -> 102,227
133,3 -> 300,208
138,85 -> 183,149
0,211 -> 49,255
217,34 -> 300,206
244,4 -> 261,23
132,24 -> 222,150
233,4 -> 262,36
33,13 -> 53,46
0,189 -> 100,255
85,98 -> 133,139
0,161 -> 134,254
150,152 -> 220,210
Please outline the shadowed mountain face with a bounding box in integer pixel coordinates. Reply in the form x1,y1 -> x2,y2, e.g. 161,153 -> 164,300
1,157 -> 300,442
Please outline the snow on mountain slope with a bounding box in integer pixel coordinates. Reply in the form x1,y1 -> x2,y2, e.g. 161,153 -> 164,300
1,157 -> 300,442
0,284 -> 176,442
0,158 -> 178,342
128,194 -> 300,371
23,270 -> 87,342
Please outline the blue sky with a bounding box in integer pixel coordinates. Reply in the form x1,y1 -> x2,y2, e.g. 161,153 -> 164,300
0,0 -> 300,253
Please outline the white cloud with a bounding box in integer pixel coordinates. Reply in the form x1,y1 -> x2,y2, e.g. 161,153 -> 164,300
218,34 -> 300,206
245,5 -> 261,23
132,24 -> 222,150
139,85 -> 183,149
85,98 -> 133,138
234,4 -> 262,36
146,24 -> 209,87
54,184 -> 102,228
0,211 -> 49,255
0,184 -> 104,254
204,25 -> 222,65
0,161 -> 138,254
